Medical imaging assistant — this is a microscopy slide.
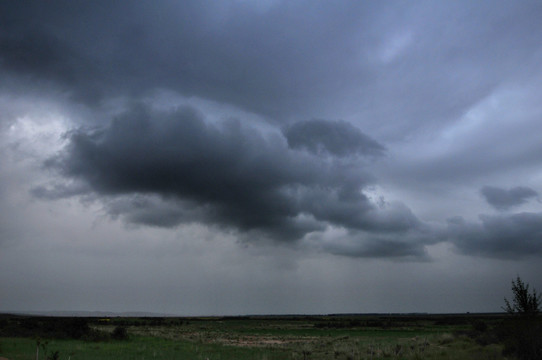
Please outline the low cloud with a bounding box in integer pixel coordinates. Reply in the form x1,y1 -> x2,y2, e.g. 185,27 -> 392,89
311,222 -> 437,260
36,103 -> 428,258
283,119 -> 385,158
480,185 -> 538,211
447,212 -> 542,258
105,195 -> 208,228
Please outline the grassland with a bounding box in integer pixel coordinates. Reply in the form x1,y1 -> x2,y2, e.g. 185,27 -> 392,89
0,313 -> 510,359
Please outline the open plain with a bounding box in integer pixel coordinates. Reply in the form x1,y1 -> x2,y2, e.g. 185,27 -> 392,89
0,313 -> 509,359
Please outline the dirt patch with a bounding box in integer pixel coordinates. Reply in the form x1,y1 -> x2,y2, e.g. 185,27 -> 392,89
217,335 -> 319,348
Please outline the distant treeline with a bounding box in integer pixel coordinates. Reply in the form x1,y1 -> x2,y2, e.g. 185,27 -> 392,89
0,315 -> 127,341
0,315 -> 95,339
312,314 -> 501,329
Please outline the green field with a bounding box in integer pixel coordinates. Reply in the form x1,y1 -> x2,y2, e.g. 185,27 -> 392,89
0,314 -> 510,359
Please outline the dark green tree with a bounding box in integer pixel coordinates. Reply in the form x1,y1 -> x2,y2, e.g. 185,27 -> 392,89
501,276 -> 542,360
503,276 -> 541,316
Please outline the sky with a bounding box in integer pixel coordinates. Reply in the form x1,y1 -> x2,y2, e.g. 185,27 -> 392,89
1,0 -> 542,315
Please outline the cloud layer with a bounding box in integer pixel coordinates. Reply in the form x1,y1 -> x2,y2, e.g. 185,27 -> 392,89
2,1 -> 542,319
2,1 -> 541,263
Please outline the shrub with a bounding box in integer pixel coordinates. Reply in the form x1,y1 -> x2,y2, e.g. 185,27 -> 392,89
503,276 -> 541,316
47,350 -> 60,360
64,318 -> 91,339
112,326 -> 129,340
472,319 -> 488,333
501,277 -> 542,360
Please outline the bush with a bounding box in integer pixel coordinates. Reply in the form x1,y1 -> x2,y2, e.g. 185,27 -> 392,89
504,276 -> 541,316
47,350 -> 60,360
501,277 -> 542,360
472,319 -> 488,333
499,317 -> 542,360
64,318 -> 91,339
111,326 -> 129,340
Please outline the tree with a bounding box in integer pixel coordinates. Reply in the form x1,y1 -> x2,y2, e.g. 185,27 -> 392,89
501,276 -> 542,360
503,276 -> 541,316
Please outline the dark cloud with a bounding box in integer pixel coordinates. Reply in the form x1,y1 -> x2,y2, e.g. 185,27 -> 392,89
327,238 -> 428,260
3,0 -> 540,129
2,1 -> 541,263
0,1 -> 377,116
480,185 -> 538,211
105,196 -> 206,228
2,0 -> 540,263
0,32 -> 73,81
315,224 -> 436,260
448,213 -> 542,258
3,0 -> 542,316
0,30 -> 105,104
36,103 -> 428,257
284,119 -> 385,157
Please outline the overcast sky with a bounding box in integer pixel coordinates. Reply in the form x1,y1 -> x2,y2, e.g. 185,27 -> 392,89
1,0 -> 542,315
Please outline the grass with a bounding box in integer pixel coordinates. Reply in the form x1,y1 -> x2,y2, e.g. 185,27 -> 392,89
0,314 -> 509,359
0,336 -> 291,360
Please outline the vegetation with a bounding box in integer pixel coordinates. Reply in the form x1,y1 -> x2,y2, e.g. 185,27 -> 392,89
500,277 -> 542,360
0,313 -> 508,359
111,326 -> 128,341
503,276 -> 541,316
2,277 -> 541,359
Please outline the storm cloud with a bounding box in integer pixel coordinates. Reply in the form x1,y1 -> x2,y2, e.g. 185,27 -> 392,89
2,0 -> 539,130
284,119 -> 385,157
38,103 -> 430,257
0,1 -> 382,116
448,213 -> 542,259
481,185 -> 538,211
2,1 -> 542,315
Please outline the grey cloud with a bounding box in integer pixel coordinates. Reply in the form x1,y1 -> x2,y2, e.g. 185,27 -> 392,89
0,31 -> 104,104
4,1 -> 540,129
38,103 -> 428,257
0,1 -> 376,116
3,1 -> 541,261
284,119 -> 385,157
448,213 -> 542,258
4,0 -> 542,316
301,192 -> 421,234
329,239 -> 428,260
367,1 -> 542,140
318,232 -> 431,260
0,32 -> 79,83
105,195 -> 207,228
31,182 -> 90,200
481,185 -> 538,211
